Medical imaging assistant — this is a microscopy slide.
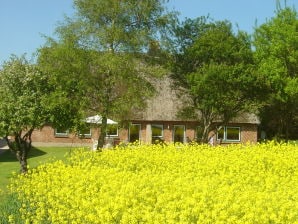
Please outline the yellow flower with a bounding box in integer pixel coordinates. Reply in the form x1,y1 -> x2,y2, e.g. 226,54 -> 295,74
7,143 -> 298,223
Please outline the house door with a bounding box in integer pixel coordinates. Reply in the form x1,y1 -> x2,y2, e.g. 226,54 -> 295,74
129,124 -> 141,143
173,125 -> 185,143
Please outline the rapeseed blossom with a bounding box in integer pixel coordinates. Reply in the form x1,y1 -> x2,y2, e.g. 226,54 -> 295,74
8,142 -> 298,223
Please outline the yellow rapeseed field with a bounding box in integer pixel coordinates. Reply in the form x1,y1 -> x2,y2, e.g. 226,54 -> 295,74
8,142 -> 298,223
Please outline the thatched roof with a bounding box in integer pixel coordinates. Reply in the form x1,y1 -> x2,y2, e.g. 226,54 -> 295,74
229,113 -> 260,124
133,75 -> 185,121
134,75 -> 260,124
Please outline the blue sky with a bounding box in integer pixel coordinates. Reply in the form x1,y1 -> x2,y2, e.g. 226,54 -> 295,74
0,0 -> 297,64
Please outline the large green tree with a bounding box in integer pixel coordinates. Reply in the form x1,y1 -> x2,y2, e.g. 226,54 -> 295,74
38,0 -> 175,149
170,19 -> 268,143
0,56 -> 51,173
253,6 -> 298,140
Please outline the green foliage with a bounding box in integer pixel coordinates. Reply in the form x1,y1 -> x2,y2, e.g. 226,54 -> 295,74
0,56 -> 49,135
170,19 -> 268,142
72,0 -> 175,52
253,6 -> 298,139
0,56 -> 54,173
38,0 -> 175,148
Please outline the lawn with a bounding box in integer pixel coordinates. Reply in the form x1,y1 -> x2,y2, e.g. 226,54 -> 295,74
0,146 -> 83,196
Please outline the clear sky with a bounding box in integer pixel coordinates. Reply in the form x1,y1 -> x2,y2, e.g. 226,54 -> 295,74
0,0 -> 297,64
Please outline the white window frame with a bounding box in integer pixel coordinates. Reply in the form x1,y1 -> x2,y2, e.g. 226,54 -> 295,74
79,128 -> 92,138
152,124 -> 164,138
54,128 -> 69,137
217,126 -> 241,142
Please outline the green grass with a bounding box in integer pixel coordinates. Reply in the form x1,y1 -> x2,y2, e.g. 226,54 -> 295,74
0,146 -> 83,195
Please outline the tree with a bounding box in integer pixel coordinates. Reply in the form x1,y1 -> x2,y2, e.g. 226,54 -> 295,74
170,19 -> 268,143
0,56 -> 51,173
167,16 -> 211,87
253,6 -> 298,140
38,0 -> 175,149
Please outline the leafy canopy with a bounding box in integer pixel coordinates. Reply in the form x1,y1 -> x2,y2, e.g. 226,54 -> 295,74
38,0 -> 176,148
253,6 -> 298,139
0,55 -> 53,173
170,19 -> 268,142
0,56 -> 50,136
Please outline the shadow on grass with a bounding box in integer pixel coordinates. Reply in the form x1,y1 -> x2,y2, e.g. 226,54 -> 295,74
0,147 -> 46,163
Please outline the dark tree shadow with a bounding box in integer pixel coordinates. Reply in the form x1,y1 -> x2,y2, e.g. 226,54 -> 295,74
0,149 -> 17,162
27,147 -> 47,158
0,146 -> 47,163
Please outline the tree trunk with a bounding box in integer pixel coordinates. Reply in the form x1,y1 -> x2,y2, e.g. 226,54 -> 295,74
16,148 -> 28,173
4,129 -> 33,174
200,113 -> 213,144
201,125 -> 210,144
97,116 -> 107,150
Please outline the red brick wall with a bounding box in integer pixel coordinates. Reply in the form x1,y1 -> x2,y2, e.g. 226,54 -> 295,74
31,125 -> 93,144
212,123 -> 258,145
240,124 -> 258,143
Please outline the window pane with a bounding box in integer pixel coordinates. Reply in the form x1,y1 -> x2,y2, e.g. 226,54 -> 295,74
152,124 -> 163,137
217,127 -> 224,140
152,124 -> 163,143
55,128 -> 68,137
226,127 -> 240,141
173,125 -> 185,143
129,124 -> 140,142
79,127 -> 91,138
107,124 -> 118,136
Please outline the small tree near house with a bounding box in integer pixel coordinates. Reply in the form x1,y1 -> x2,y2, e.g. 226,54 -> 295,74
0,56 -> 52,173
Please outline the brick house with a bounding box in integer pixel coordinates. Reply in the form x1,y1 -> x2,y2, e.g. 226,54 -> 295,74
118,76 -> 259,145
31,76 -> 260,147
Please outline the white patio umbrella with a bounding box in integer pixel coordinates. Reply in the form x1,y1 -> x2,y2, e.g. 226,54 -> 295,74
85,115 -> 117,124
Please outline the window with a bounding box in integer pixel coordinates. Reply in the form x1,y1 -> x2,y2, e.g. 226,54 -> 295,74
217,127 -> 225,140
217,126 -> 240,142
152,124 -> 163,142
129,124 -> 141,142
107,124 -> 118,137
79,126 -> 92,138
55,128 -> 69,137
173,125 -> 185,143
226,127 -> 240,141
